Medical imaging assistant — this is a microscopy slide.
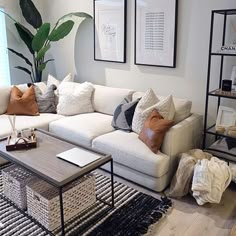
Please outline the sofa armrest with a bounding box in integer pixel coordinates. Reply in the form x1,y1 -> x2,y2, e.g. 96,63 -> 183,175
161,113 -> 203,160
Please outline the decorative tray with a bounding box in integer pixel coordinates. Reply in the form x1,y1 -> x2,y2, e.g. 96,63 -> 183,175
6,134 -> 37,151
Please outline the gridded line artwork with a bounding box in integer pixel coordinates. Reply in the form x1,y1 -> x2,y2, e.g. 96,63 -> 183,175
145,12 -> 165,51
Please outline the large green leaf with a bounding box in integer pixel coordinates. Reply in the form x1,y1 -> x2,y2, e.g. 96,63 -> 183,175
15,66 -> 31,75
48,20 -> 74,42
57,12 -> 92,23
8,48 -> 32,66
36,44 -> 51,61
32,23 -> 50,52
19,0 -> 42,29
15,23 -> 34,54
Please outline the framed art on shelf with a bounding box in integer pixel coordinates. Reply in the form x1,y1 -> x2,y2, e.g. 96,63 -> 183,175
135,0 -> 178,68
94,0 -> 127,63
216,106 -> 236,128
231,65 -> 236,90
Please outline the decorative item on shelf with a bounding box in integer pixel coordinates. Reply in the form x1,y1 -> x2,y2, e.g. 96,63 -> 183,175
215,125 -> 225,134
222,79 -> 232,91
231,65 -> 236,90
0,0 -> 91,83
217,45 -> 236,54
226,126 -> 236,138
215,106 -> 236,135
214,88 -> 236,97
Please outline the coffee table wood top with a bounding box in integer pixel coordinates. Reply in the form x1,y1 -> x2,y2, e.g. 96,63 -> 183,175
0,129 -> 111,187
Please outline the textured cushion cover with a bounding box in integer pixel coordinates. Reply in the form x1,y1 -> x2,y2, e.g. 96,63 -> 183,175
34,84 -> 57,113
112,97 -> 140,131
139,109 -> 173,153
6,86 -> 39,116
132,89 -> 175,134
49,113 -> 115,147
92,84 -> 134,115
0,113 -> 63,139
57,82 -> 94,116
133,91 -> 192,124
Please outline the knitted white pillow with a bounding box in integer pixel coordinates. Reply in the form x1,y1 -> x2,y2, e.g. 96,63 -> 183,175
57,82 -> 94,116
132,88 -> 175,134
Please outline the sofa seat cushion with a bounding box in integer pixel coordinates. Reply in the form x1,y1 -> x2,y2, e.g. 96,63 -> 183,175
92,130 -> 170,178
49,113 -> 115,147
0,114 -> 63,139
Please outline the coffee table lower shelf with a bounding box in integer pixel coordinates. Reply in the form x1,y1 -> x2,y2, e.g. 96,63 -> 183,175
0,165 -> 115,236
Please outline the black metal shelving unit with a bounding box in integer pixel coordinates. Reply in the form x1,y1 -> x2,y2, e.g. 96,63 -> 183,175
203,9 -> 236,162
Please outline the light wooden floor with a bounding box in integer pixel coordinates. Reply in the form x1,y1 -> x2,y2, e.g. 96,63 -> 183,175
100,170 -> 236,236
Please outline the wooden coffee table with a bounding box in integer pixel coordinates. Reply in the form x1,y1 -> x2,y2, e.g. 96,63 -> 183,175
0,129 -> 114,236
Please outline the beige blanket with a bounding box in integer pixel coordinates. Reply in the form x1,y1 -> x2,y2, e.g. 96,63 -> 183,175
165,149 -> 212,198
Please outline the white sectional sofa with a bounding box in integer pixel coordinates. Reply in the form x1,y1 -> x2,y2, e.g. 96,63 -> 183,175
0,82 -> 202,192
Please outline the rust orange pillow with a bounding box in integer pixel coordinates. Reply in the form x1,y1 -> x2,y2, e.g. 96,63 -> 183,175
6,85 -> 39,116
139,109 -> 173,153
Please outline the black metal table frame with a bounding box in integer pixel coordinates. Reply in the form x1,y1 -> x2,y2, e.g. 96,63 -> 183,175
0,130 -> 115,236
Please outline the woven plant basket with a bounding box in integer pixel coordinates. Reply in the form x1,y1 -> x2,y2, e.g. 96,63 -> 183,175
26,174 -> 96,231
2,165 -> 33,210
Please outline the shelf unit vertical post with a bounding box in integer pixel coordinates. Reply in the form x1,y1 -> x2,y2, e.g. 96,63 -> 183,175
203,10 -> 215,149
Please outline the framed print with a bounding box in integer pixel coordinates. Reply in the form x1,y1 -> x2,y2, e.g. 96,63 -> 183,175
135,0 -> 178,68
94,0 -> 127,63
216,106 -> 236,128
231,65 -> 236,90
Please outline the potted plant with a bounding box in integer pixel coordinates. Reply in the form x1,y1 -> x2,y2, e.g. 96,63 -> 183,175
1,0 -> 92,83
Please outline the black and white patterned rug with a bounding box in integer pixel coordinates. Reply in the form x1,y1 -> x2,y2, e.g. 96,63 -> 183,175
0,168 -> 171,236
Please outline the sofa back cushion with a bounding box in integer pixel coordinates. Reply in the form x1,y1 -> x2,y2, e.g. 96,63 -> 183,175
0,82 -> 46,115
132,92 -> 192,124
0,87 -> 11,114
92,85 -> 134,115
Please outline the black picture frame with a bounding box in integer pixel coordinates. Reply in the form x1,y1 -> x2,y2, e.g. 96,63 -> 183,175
134,0 -> 178,68
94,0 -> 127,63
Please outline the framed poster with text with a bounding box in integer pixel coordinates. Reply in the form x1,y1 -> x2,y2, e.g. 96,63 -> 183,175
94,0 -> 127,63
135,0 -> 178,68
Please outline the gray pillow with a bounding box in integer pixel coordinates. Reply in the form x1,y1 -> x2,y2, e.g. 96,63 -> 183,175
112,97 -> 140,132
34,84 -> 57,113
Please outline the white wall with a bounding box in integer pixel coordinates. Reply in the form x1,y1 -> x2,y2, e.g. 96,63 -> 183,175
7,0 -> 236,114
1,0 -> 44,84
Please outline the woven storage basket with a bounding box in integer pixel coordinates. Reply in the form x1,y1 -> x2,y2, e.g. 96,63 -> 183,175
26,174 -> 96,231
2,165 -> 33,210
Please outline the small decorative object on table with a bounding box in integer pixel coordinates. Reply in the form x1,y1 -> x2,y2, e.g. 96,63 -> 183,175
6,117 -> 37,151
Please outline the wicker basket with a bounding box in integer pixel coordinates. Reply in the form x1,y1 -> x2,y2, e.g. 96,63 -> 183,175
26,174 -> 96,231
2,165 -> 33,210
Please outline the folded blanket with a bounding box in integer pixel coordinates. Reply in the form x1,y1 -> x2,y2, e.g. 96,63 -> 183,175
192,157 -> 232,205
166,149 -> 212,198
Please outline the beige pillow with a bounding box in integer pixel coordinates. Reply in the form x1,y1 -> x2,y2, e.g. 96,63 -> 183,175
132,88 -> 175,134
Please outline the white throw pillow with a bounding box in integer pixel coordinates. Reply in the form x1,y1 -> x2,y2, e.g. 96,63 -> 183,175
47,73 -> 73,88
132,89 -> 175,134
57,82 -> 94,116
